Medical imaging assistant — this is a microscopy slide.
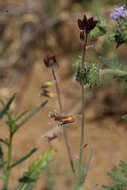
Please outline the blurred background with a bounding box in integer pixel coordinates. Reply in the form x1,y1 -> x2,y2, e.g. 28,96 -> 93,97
0,0 -> 127,189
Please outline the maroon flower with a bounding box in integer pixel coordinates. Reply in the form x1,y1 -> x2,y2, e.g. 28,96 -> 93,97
77,14 -> 98,34
77,15 -> 87,30
43,55 -> 57,68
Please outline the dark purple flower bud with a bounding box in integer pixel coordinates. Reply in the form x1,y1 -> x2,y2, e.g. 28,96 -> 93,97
43,55 -> 57,68
77,14 -> 98,34
83,15 -> 87,26
86,17 -> 98,33
77,19 -> 85,30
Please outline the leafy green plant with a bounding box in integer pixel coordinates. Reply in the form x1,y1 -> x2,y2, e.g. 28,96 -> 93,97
0,94 -> 48,190
15,150 -> 55,190
102,160 -> 127,190
73,57 -> 127,88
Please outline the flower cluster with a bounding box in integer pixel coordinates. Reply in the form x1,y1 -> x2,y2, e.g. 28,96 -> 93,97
77,14 -> 98,40
110,6 -> 127,47
43,55 -> 57,68
110,6 -> 127,20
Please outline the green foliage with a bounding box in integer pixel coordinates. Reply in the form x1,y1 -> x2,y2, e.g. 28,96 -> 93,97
90,13 -> 127,48
83,6 -> 127,48
73,59 -> 100,87
114,20 -> 127,48
0,94 -> 48,135
100,57 -> 127,82
0,93 -> 16,119
1,99 -> 48,135
15,150 -> 55,190
102,160 -> 127,190
0,94 -> 48,190
90,18 -> 106,39
74,56 -> 127,88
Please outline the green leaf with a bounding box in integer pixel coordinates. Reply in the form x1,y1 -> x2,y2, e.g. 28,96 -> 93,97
83,151 -> 92,179
75,151 -> 93,190
11,148 -> 37,168
0,93 -> 16,120
0,144 -> 5,174
102,160 -> 127,190
15,110 -> 29,122
121,114 -> 127,120
80,151 -> 93,187
15,150 -> 55,190
74,60 -> 101,87
13,100 -> 48,134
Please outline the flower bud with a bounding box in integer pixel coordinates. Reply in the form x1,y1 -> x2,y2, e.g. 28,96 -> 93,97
43,55 -> 57,68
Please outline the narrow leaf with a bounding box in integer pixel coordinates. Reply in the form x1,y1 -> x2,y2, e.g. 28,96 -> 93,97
0,93 -> 16,119
80,151 -> 93,187
15,110 -> 29,121
83,151 -> 93,181
11,148 -> 37,168
15,110 -> 29,122
14,100 -> 48,133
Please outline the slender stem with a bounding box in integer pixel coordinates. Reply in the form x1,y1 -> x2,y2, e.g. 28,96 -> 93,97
78,33 -> 88,179
51,68 -> 62,112
2,133 -> 13,190
63,127 -> 75,174
51,67 -> 75,174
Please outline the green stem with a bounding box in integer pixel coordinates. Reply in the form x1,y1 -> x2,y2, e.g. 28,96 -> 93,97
51,67 -> 75,174
78,33 -> 88,173
63,126 -> 75,174
100,68 -> 127,77
2,133 -> 13,190
75,33 -> 88,190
